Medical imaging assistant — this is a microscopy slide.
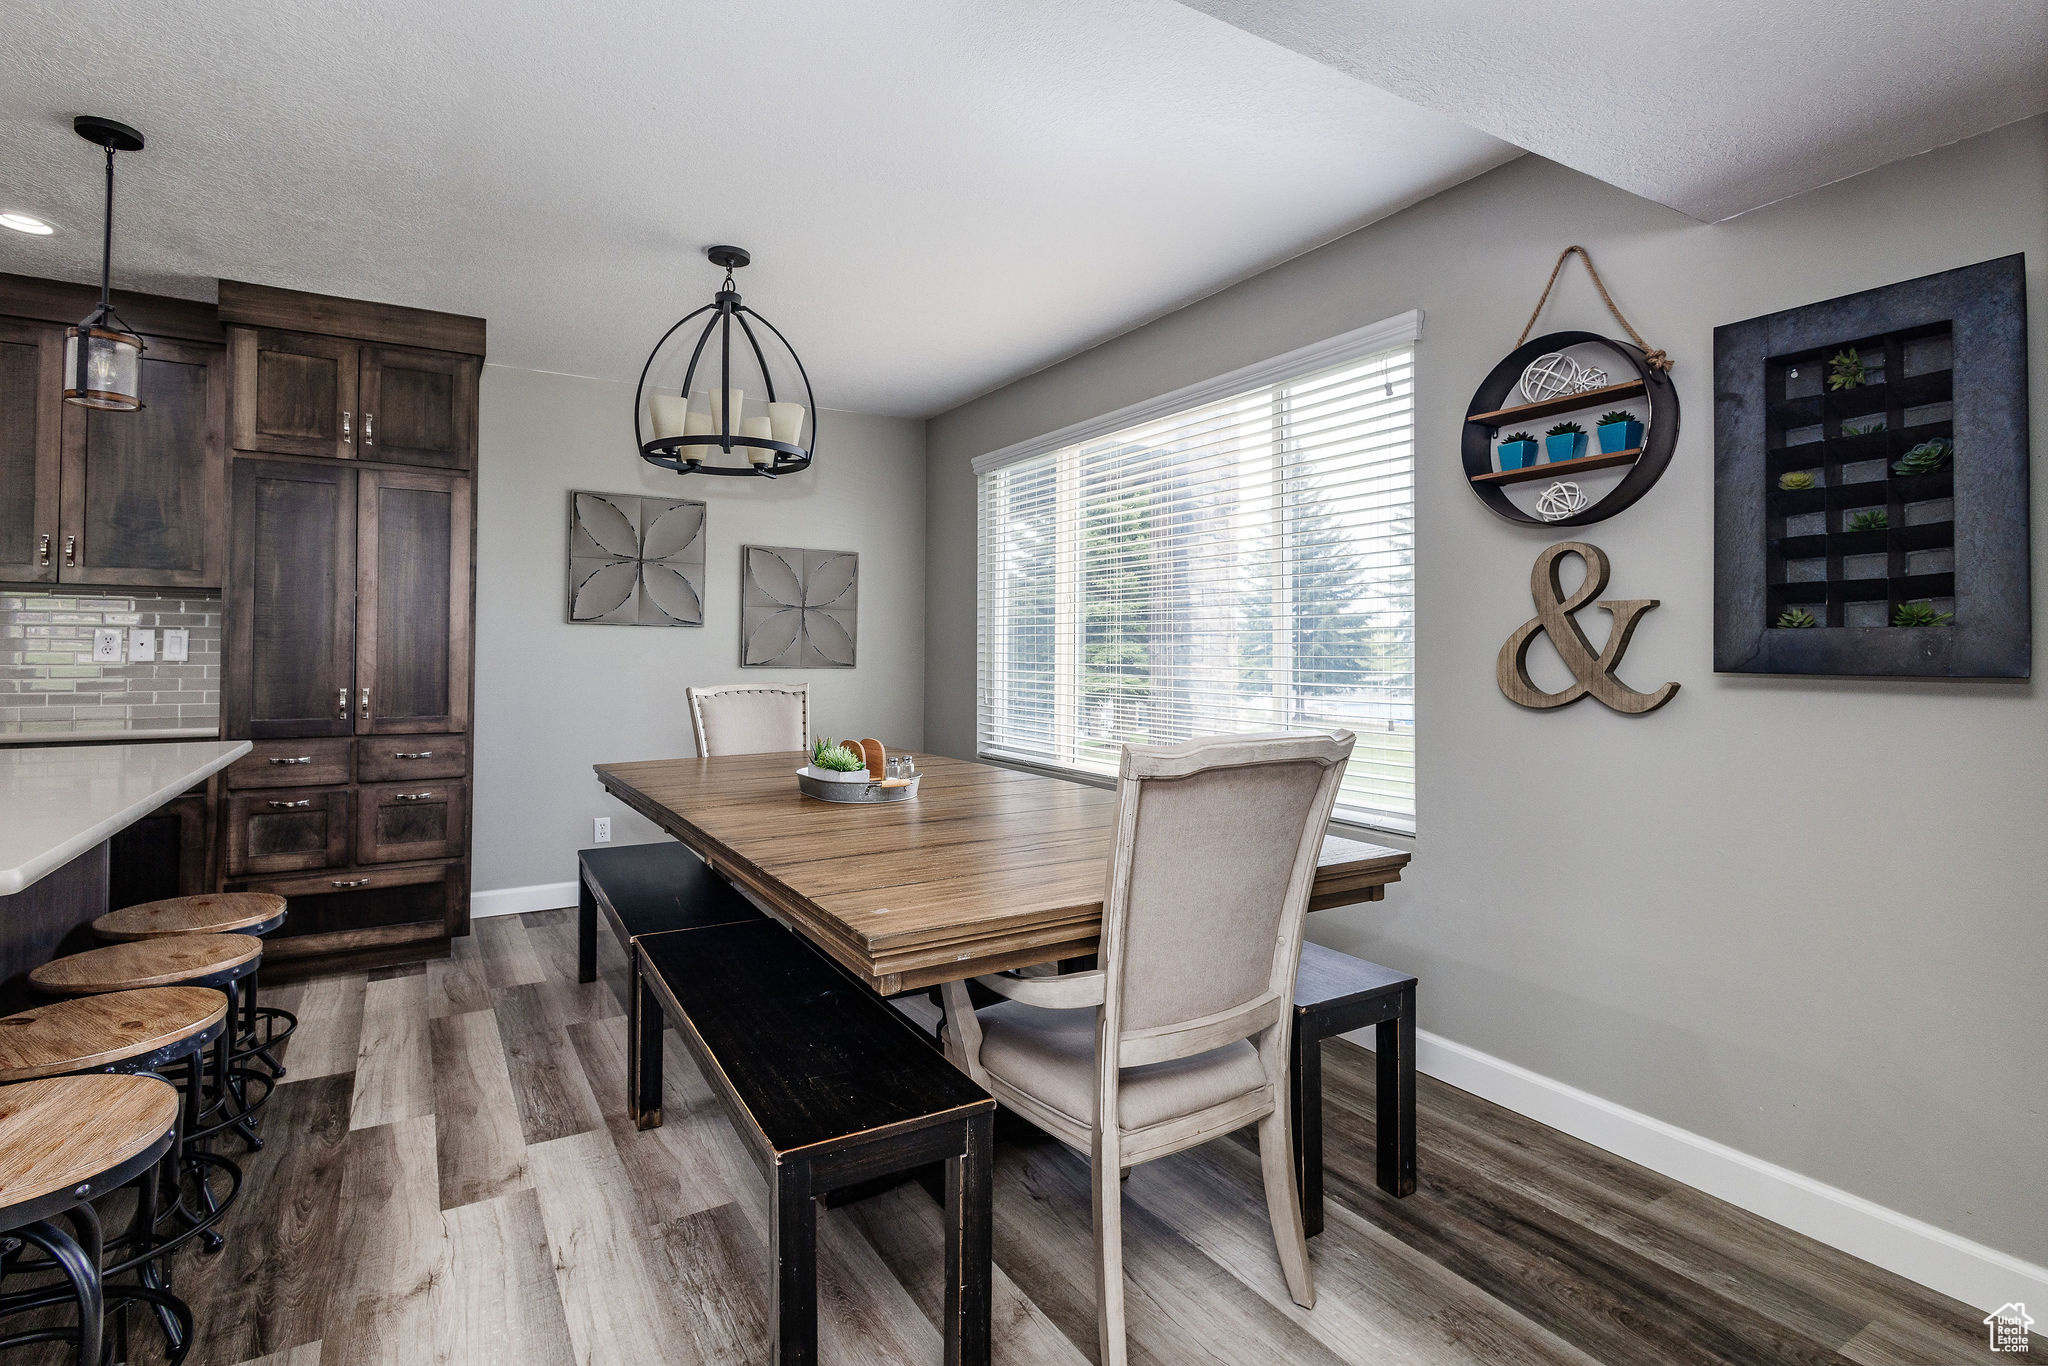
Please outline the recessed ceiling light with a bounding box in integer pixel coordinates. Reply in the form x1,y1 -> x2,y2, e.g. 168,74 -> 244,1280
0,212 -> 55,235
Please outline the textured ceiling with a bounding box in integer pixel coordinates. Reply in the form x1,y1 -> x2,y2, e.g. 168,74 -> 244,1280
0,0 -> 1514,416
1173,0 -> 2048,222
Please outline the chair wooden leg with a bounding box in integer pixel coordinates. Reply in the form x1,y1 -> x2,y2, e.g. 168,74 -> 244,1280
1291,1012 -> 1325,1236
629,959 -> 664,1130
944,1110 -> 993,1366
771,1157 -> 818,1366
1376,985 -> 1417,1197
1092,1127 -> 1128,1366
576,875 -> 598,984
1257,1107 -> 1316,1308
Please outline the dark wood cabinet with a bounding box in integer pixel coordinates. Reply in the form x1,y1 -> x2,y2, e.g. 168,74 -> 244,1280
109,788 -> 213,909
229,328 -> 358,460
224,738 -> 355,790
225,459 -> 359,739
60,337 -> 227,586
356,781 -> 467,864
356,733 -> 467,782
359,346 -> 477,470
0,317 -> 62,583
224,787 -> 352,876
356,468 -> 472,734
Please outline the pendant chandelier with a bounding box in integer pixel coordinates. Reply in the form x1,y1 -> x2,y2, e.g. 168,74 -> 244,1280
64,116 -> 148,411
633,245 -> 815,478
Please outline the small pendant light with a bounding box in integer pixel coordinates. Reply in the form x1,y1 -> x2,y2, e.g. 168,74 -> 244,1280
64,116 -> 147,411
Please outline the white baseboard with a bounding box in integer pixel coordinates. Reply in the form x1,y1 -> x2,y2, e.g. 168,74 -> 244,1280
471,880 -> 578,920
1341,1024 -> 2047,1315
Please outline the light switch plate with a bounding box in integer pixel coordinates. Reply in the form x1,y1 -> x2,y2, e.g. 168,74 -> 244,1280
128,628 -> 156,662
162,628 -> 189,662
91,629 -> 122,662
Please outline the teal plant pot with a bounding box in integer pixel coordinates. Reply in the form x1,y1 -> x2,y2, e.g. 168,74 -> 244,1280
1498,439 -> 1535,471
1545,432 -> 1587,463
1597,419 -> 1643,453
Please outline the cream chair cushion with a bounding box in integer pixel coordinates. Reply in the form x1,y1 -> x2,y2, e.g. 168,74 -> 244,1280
690,687 -> 806,756
976,999 -> 1266,1131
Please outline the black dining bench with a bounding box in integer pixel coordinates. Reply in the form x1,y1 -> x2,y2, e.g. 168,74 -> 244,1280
576,842 -> 764,984
634,919 -> 995,1366
1292,940 -> 1418,1236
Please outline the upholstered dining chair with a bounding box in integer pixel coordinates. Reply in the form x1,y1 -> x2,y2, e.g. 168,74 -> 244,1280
686,683 -> 809,756
940,730 -> 1355,1366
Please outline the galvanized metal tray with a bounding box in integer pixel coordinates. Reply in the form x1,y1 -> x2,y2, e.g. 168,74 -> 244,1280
795,767 -> 921,804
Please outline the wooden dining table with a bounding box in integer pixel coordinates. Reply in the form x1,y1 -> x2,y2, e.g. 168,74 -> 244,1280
594,750 -> 1410,996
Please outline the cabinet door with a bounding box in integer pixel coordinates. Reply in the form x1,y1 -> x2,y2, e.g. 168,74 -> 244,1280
356,781 -> 468,864
225,459 -> 357,738
60,338 -> 227,586
356,468 -> 471,735
229,327 -> 358,459
0,318 -> 63,583
359,346 -> 477,470
224,787 -> 352,876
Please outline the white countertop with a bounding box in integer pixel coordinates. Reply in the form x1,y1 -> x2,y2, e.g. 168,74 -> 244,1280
0,740 -> 250,896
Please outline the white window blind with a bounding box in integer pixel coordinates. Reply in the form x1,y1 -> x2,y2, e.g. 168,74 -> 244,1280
976,318 -> 1417,832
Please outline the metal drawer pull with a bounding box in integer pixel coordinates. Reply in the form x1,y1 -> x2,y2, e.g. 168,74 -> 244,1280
63,535 -> 76,566
331,877 -> 372,889
266,798 -> 313,809
364,411 -> 375,446
392,791 -> 436,802
393,751 -> 435,760
269,756 -> 314,765
360,687 -> 370,721
338,687 -> 349,719
38,533 -> 50,566
342,410 -> 352,442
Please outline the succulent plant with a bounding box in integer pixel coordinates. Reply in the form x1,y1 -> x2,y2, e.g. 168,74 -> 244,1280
1502,431 -> 1536,444
1838,418 -> 1886,437
1777,470 -> 1816,491
1846,509 -> 1889,532
1546,421 -> 1585,436
1775,607 -> 1819,628
1827,348 -> 1868,391
1596,410 -> 1636,426
1893,438 -> 1953,476
1892,600 -> 1954,628
810,737 -> 867,772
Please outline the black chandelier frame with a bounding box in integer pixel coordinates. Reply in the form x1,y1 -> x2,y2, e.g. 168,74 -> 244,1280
633,245 -> 817,478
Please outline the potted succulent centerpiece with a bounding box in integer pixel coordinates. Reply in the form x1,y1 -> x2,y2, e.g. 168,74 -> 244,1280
1544,421 -> 1587,464
1498,430 -> 1537,470
1595,409 -> 1643,454
804,737 -> 873,783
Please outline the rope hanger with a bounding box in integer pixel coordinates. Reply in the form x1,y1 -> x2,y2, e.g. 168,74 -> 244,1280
1516,245 -> 1672,373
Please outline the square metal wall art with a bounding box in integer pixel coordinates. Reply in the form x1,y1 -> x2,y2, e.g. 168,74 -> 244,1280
1713,255 -> 2029,677
740,545 -> 857,667
568,491 -> 707,626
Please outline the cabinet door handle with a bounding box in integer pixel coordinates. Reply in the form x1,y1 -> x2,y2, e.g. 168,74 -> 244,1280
363,411 -> 375,446
392,790 -> 436,802
331,877 -> 372,889
359,687 -> 370,721
267,798 -> 313,809
337,687 -> 350,720
63,535 -> 75,567
269,756 -> 313,765
342,410 -> 353,443
37,534 -> 50,567
393,751 -> 435,760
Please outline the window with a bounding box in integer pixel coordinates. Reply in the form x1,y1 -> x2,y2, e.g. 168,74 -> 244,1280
975,314 -> 1417,831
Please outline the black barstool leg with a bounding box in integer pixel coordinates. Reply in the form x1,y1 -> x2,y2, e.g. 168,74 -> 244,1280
246,972 -> 286,1078
185,1053 -> 226,1254
216,1028 -> 263,1152
17,1210 -> 103,1366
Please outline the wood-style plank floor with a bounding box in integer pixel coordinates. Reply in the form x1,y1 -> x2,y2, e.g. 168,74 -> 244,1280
66,909 -> 2021,1365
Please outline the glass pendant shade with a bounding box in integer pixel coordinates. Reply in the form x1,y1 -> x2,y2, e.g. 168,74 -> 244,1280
63,323 -> 144,410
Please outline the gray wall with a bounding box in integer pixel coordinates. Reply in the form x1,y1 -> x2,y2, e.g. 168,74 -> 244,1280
474,368 -> 925,892
925,116 -> 2048,1263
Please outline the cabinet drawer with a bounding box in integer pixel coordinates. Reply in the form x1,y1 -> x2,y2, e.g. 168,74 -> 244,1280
357,781 -> 468,865
225,787 -> 351,876
233,860 -> 458,960
225,738 -> 354,789
357,734 -> 468,783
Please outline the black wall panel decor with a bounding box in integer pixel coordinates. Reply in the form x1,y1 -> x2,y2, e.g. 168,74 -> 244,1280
1713,255 -> 2029,677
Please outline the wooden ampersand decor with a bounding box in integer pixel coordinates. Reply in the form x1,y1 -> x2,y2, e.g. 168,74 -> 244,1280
1498,542 -> 1679,714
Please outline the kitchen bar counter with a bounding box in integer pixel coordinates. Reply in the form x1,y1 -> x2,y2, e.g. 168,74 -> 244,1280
0,741 -> 248,896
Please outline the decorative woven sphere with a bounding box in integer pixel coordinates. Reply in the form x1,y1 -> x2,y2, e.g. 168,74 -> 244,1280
1519,353 -> 1582,403
1572,366 -> 1610,393
1536,481 -> 1589,521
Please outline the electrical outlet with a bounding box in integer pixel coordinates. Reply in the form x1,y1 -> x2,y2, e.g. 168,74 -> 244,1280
162,628 -> 189,662
593,816 -> 612,844
91,629 -> 122,662
127,628 -> 155,662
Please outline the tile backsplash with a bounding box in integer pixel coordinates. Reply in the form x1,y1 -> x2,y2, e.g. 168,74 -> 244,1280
0,590 -> 222,739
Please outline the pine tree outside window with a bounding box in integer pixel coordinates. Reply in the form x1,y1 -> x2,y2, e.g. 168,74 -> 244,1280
975,314 -> 1418,832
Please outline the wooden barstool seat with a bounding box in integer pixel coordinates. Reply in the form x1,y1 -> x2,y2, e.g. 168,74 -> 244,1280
0,988 -> 229,1082
28,935 -> 263,998
0,1075 -> 188,1366
92,893 -> 286,942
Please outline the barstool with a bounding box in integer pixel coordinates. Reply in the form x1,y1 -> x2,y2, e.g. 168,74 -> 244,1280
0,989 -> 244,1264
94,893 -> 297,1079
29,936 -> 273,1153
0,1074 -> 191,1366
